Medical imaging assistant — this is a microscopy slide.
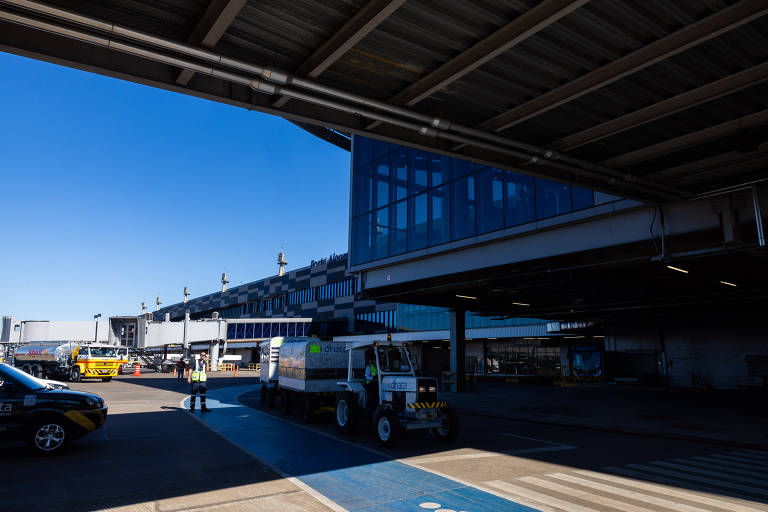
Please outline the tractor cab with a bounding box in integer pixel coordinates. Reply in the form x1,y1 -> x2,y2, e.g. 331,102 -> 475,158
335,340 -> 458,447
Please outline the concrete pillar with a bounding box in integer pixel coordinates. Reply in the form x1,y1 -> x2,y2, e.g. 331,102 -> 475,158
449,308 -> 466,393
210,341 -> 220,371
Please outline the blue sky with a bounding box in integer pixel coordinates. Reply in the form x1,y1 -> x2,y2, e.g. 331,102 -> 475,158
0,52 -> 350,321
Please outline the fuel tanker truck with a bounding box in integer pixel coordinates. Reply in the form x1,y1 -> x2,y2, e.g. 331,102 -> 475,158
12,342 -> 120,382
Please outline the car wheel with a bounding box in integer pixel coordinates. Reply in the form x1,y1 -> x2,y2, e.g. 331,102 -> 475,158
335,392 -> 358,434
70,367 -> 81,383
22,365 -> 31,375
27,417 -> 70,455
434,406 -> 459,443
374,407 -> 401,448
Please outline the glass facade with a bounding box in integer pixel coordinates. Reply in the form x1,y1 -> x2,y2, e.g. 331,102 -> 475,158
352,135 -> 613,265
225,321 -> 311,340
395,304 -> 547,333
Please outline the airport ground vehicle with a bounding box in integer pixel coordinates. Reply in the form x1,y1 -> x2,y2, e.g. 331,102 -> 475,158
13,343 -> 119,382
334,340 -> 458,447
0,363 -> 108,454
258,337 -> 285,408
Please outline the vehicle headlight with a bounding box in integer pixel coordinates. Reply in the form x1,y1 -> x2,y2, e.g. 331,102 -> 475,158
418,386 -> 426,393
85,396 -> 103,409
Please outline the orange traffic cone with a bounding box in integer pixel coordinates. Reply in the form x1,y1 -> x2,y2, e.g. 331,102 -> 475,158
173,367 -> 177,376
234,367 -> 238,378
133,363 -> 141,376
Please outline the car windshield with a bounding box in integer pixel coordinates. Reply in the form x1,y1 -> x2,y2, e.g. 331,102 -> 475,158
0,363 -> 45,391
88,347 -> 117,357
377,346 -> 412,373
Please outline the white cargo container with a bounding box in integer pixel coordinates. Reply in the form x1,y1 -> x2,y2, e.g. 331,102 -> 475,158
278,338 -> 348,393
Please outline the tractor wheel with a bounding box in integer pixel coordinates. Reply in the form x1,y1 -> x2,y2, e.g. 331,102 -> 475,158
433,406 -> 459,443
102,377 -> 112,382
70,367 -> 81,383
335,392 -> 358,434
374,407 -> 401,448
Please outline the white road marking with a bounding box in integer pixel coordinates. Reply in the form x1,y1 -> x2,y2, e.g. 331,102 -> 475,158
741,450 -> 768,459
575,469 -> 765,512
667,458 -> 768,480
547,472 -> 711,512
626,463 -> 768,496
419,504 -> 441,510
485,480 -> 601,512
711,453 -> 768,467
409,444 -> 577,464
520,475 -> 658,512
692,455 -> 768,471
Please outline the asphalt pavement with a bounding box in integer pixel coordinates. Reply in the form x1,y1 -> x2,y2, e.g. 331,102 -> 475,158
3,371 -> 768,512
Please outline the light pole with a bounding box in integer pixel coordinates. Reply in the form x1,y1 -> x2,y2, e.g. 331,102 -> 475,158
93,314 -> 101,343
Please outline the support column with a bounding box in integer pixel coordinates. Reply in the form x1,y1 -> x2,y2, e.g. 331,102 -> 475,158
210,341 -> 220,371
449,308 -> 466,393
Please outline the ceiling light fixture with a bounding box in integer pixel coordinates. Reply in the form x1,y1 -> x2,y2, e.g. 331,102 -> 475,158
456,294 -> 477,300
511,302 -> 530,306
666,265 -> 688,274
720,280 -> 737,287
488,337 -> 497,340
593,335 -> 606,339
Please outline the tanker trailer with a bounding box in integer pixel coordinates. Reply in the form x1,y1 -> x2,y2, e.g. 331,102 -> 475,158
12,342 -> 63,378
276,338 -> 348,422
14,342 -> 119,382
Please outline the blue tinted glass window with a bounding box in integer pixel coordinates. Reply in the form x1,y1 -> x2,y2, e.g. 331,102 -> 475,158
287,323 -> 296,336
390,200 -> 407,255
429,184 -> 450,246
504,171 -> 535,226
535,178 -> 571,218
374,158 -> 389,208
355,164 -> 372,215
227,323 -> 236,339
452,159 -> 473,180
255,323 -> 263,338
393,157 -> 407,202
452,175 -> 476,240
353,213 -> 371,264
245,324 -> 254,338
373,207 -> 389,260
235,323 -> 245,339
408,192 -> 428,251
572,186 -> 594,210
409,149 -> 428,196
354,136 -> 372,167
476,167 -> 504,234
429,153 -> 450,187
372,138 -> 390,160
279,323 -> 288,336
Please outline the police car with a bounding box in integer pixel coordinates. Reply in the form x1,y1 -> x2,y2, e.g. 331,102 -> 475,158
0,363 -> 108,454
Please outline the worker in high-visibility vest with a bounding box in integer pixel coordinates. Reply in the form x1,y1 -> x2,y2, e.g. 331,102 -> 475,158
188,351 -> 210,412
364,350 -> 378,410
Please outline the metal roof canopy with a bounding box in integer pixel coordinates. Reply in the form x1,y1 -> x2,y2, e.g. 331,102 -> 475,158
0,0 -> 767,201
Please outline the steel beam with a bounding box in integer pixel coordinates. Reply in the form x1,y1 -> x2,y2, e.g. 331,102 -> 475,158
176,0 -> 247,86
272,0 -> 406,108
474,0 -> 768,134
366,0 -> 588,129
550,62 -> 768,152
603,108 -> 768,169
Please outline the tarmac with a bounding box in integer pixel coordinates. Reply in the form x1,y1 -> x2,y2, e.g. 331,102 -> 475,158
443,381 -> 768,449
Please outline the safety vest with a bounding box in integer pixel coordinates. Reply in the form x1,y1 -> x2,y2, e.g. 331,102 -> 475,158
365,363 -> 377,384
191,359 -> 207,382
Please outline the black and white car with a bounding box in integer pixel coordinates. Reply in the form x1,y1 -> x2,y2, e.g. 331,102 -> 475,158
0,363 -> 108,454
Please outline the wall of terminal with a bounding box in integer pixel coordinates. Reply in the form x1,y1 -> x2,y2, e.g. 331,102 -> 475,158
349,135 -> 620,267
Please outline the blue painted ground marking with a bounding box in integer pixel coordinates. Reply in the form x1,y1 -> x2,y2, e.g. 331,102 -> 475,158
185,386 -> 539,512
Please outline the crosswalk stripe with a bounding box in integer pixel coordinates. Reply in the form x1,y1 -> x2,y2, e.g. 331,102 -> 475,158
626,463 -> 768,497
740,449 -> 768,459
519,476 -> 659,512
694,455 -> 768,471
650,461 -> 768,486
606,467 -> 763,505
703,454 -> 768,469
574,469 -> 765,512
546,472 -> 711,512
485,480 -> 601,512
730,451 -> 768,463
670,458 -> 768,479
